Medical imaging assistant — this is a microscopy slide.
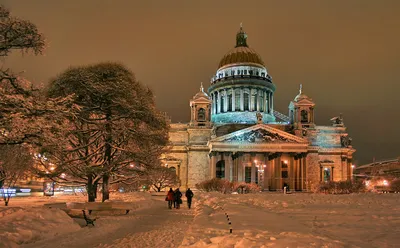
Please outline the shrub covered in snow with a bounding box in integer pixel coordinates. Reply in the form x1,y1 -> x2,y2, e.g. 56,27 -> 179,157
314,180 -> 366,194
195,179 -> 261,193
390,179 -> 400,192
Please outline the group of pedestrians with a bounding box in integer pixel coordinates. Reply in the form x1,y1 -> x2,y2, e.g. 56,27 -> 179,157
166,187 -> 194,209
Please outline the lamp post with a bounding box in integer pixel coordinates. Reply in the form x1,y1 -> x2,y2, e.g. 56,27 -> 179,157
254,160 -> 266,189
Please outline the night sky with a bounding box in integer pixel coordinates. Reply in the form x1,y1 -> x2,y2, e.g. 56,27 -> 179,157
3,0 -> 400,165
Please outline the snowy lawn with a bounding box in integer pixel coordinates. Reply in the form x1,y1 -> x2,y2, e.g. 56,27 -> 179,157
0,192 -> 153,248
1,192 -> 399,248
182,192 -> 400,248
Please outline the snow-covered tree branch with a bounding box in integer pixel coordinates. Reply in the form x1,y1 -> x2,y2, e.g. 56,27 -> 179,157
44,62 -> 169,202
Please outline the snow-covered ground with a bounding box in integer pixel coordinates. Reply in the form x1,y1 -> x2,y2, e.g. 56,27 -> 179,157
1,192 -> 399,248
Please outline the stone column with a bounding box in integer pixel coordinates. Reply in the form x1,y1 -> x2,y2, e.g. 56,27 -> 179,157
224,89 -> 228,112
289,155 -> 295,190
297,107 -> 301,124
302,155 -> 307,190
232,88 -> 235,112
249,88 -> 253,111
210,153 -> 217,179
210,93 -> 214,114
310,107 -> 314,123
262,153 -> 268,190
224,153 -> 232,181
274,156 -> 282,190
341,157 -> 346,180
239,88 -> 243,111
232,153 -> 238,182
250,154 -> 256,183
293,157 -> 298,190
237,154 -> 243,182
271,93 -> 274,114
299,156 -> 303,190
256,89 -> 260,112
190,105 -> 194,123
213,92 -> 216,114
319,166 -> 323,182
347,159 -> 352,180
269,157 -> 275,189
217,91 -> 221,114
296,157 -> 300,190
263,90 -> 267,113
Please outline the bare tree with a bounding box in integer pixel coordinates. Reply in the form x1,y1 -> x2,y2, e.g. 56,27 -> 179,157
0,145 -> 33,206
145,166 -> 179,192
44,62 -> 169,202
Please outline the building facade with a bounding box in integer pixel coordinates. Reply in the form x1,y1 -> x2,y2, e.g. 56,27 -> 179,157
163,26 -> 355,191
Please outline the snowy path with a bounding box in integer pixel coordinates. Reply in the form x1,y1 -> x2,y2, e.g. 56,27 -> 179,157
21,198 -> 194,248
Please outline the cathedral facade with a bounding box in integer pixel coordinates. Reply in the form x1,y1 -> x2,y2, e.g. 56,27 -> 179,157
163,26 -> 355,191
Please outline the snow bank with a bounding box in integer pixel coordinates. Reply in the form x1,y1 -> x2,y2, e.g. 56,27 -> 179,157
0,207 -> 80,248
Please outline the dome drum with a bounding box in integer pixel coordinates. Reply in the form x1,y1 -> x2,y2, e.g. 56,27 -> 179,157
212,65 -> 270,84
207,25 -> 276,124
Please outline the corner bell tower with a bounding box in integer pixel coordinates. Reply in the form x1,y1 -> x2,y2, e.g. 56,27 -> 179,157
190,83 -> 212,127
289,84 -> 316,129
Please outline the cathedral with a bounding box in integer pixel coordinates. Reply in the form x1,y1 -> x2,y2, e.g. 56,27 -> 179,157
163,25 -> 355,191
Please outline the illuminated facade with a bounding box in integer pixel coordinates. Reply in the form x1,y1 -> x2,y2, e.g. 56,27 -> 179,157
164,25 -> 355,191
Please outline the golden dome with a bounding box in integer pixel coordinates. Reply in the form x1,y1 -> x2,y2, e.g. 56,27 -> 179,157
218,46 -> 264,68
218,24 -> 265,69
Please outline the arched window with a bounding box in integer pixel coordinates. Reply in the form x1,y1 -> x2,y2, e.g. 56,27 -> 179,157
216,160 -> 225,179
169,167 -> 176,173
198,108 -> 206,121
301,110 -> 308,123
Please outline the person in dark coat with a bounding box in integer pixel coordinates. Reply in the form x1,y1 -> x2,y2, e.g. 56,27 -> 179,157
185,188 -> 194,209
174,188 -> 183,209
166,188 -> 174,209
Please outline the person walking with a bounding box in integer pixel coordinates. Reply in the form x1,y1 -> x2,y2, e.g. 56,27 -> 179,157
166,188 -> 174,209
185,188 -> 194,209
174,188 -> 183,209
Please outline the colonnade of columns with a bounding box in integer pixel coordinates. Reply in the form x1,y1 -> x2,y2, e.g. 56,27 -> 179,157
209,152 -> 307,191
210,87 -> 274,115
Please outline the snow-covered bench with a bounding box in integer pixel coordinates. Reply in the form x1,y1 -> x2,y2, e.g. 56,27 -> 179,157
66,201 -> 136,215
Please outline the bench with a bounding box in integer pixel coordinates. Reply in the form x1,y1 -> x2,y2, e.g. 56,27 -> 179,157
82,210 -> 96,226
66,201 -> 136,215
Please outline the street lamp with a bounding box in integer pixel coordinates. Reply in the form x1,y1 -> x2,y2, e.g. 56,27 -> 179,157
255,164 -> 266,172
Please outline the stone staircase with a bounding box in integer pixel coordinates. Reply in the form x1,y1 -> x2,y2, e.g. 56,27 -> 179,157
273,110 -> 290,123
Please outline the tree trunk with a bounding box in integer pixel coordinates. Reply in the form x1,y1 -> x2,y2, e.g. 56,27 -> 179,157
94,182 -> 98,199
102,174 -> 110,202
102,109 -> 112,202
87,175 -> 96,202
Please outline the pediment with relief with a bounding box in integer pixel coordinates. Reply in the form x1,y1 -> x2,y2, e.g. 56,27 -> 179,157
212,124 -> 308,144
